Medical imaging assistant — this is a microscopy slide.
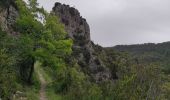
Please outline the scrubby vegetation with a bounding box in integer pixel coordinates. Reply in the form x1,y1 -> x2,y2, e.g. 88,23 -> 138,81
111,43 -> 170,99
0,0 -> 169,100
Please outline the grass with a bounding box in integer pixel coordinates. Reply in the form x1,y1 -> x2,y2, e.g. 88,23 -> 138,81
46,84 -> 63,100
34,62 -> 52,83
25,86 -> 39,100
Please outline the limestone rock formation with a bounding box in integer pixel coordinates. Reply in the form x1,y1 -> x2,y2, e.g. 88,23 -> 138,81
0,0 -> 18,33
53,2 -> 116,82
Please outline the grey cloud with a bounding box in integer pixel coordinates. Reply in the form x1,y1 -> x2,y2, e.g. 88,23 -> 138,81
37,0 -> 170,47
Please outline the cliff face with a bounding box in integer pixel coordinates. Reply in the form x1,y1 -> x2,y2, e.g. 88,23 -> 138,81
53,2 -> 116,82
0,0 -> 18,33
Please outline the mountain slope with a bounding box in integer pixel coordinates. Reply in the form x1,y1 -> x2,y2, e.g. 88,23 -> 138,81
52,2 -> 117,82
112,42 -> 170,73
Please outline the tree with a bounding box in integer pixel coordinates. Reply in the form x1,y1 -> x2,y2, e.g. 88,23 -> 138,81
15,0 -> 72,83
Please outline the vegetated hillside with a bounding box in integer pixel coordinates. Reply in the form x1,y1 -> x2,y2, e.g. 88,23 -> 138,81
110,42 -> 170,99
113,42 -> 170,73
0,0 -> 169,100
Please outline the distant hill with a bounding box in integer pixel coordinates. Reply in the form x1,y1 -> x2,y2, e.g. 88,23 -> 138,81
113,42 -> 170,54
108,42 -> 170,73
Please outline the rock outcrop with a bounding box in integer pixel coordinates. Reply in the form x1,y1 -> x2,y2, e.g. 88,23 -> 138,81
53,2 -> 116,82
0,0 -> 18,33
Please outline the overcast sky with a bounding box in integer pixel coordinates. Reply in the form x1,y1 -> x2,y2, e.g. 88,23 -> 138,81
37,0 -> 170,47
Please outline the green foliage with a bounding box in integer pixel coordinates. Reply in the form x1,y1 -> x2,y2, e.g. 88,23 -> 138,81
15,0 -> 72,82
0,30 -> 17,99
1,0 -> 72,99
114,42 -> 170,74
28,0 -> 38,12
112,65 -> 161,100
59,65 -> 104,100
43,60 -> 103,100
0,49 -> 17,99
16,15 -> 43,36
111,43 -> 170,99
45,14 -> 67,40
34,15 -> 73,68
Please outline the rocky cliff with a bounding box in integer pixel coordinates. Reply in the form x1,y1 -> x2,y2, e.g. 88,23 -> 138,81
0,0 -> 18,33
52,2 -> 116,82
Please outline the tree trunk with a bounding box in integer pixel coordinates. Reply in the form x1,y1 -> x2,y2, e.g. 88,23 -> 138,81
27,57 -> 35,84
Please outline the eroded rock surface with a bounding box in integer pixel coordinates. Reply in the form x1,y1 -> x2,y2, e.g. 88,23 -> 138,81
0,0 -> 18,33
53,2 -> 116,82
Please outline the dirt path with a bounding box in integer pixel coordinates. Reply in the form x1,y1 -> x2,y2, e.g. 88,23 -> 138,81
37,68 -> 47,100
